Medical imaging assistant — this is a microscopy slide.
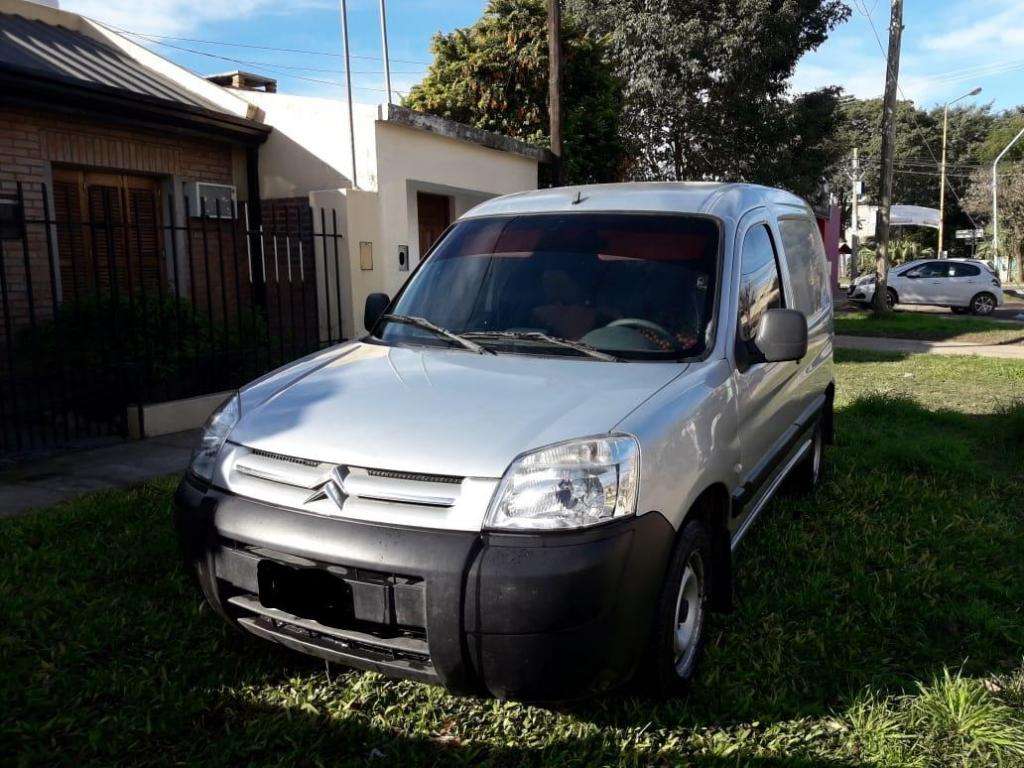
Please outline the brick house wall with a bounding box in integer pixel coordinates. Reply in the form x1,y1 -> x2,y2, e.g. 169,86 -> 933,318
0,105 -> 250,330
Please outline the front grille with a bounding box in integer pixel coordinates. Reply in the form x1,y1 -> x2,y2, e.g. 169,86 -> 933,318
228,446 -> 467,517
250,448 -> 320,467
367,468 -> 462,485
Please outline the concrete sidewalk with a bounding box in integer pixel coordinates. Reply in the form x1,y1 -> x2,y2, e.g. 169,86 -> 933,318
0,430 -> 198,518
837,334 -> 1024,360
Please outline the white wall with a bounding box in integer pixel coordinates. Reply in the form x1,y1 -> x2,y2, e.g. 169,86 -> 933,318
242,92 -> 380,199
309,187 -> 382,341
373,120 -> 539,297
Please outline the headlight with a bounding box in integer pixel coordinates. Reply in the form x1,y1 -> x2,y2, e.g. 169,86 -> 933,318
189,393 -> 240,481
484,435 -> 640,531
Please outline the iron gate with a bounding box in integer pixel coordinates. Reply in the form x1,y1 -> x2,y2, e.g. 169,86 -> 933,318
0,180 -> 347,457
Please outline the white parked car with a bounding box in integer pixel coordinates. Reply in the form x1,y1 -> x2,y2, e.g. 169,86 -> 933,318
849,258 -> 1003,315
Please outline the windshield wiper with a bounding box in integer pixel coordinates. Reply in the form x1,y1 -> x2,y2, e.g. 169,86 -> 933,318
380,314 -> 494,355
463,330 -> 622,362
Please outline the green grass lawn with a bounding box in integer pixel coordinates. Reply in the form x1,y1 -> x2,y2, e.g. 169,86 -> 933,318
4,351 -> 1024,767
835,309 -> 1024,345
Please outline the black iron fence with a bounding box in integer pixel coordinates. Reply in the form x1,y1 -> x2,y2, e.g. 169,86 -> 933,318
0,181 -> 347,457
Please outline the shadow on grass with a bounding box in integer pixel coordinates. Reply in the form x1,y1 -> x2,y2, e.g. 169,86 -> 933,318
833,348 -> 912,364
567,393 -> 1024,729
3,393 -> 1024,766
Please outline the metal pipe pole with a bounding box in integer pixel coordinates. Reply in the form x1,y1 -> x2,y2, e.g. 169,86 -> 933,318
339,0 -> 358,188
849,147 -> 861,280
993,125 -> 1024,279
938,104 -> 948,257
547,0 -> 564,186
378,0 -> 393,105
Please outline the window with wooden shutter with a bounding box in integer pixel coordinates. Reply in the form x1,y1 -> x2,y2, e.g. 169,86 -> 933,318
51,168 -> 165,302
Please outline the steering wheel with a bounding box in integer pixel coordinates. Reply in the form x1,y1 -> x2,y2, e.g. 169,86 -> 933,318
606,317 -> 674,343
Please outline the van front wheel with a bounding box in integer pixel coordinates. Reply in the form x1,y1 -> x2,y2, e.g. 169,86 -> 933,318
639,520 -> 712,697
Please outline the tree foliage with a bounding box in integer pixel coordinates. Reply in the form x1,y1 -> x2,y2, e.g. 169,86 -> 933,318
974,110 -> 1024,163
964,165 -> 1024,281
826,98 -> 999,256
567,0 -> 850,199
403,0 -> 623,184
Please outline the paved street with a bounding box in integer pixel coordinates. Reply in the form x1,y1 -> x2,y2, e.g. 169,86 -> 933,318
0,431 -> 197,518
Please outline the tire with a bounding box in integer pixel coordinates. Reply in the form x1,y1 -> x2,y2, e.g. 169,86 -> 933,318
638,520 -> 713,697
885,288 -> 897,309
970,292 -> 997,316
788,421 -> 824,494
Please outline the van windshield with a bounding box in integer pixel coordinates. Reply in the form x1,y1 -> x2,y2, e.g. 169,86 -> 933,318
372,213 -> 721,360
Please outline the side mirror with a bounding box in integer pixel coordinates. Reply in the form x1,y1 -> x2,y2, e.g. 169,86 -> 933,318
755,308 -> 807,363
364,292 -> 391,332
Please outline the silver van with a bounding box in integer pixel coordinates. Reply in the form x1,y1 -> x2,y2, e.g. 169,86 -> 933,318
175,183 -> 835,701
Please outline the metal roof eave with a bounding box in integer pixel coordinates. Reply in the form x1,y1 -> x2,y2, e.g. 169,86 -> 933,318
0,63 -> 271,144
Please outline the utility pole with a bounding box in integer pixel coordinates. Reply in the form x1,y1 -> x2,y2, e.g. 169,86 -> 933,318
547,0 -> 564,186
873,0 -> 903,315
847,148 -> 863,281
339,0 -> 358,188
378,0 -> 393,105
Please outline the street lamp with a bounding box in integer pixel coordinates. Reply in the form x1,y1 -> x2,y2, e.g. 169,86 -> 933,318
938,86 -> 982,257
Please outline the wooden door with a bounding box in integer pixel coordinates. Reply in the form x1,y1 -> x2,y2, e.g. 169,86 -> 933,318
417,192 -> 451,257
52,168 -> 164,302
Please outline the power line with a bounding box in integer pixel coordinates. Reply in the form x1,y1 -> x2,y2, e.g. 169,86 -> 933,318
129,36 -> 409,94
105,25 -> 432,66
918,58 -> 1024,86
120,30 -> 423,77
852,0 -> 982,229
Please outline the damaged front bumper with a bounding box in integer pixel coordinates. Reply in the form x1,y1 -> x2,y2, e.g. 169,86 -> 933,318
173,476 -> 674,701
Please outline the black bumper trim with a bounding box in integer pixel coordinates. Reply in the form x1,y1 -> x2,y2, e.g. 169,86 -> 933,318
238,616 -> 438,684
175,481 -> 676,700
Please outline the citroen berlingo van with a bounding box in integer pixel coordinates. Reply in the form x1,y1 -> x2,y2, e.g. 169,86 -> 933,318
175,183 -> 835,701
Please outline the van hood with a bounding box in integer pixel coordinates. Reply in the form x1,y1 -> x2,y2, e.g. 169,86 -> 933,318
230,341 -> 685,478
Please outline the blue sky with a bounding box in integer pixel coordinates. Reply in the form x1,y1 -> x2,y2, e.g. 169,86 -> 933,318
60,0 -> 1024,112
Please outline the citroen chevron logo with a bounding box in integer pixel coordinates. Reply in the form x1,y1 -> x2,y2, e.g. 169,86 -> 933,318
305,466 -> 348,508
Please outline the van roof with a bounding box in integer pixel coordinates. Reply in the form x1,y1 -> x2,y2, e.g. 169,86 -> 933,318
462,182 -> 812,222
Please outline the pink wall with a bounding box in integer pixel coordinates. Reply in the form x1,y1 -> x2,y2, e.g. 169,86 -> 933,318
816,205 -> 841,291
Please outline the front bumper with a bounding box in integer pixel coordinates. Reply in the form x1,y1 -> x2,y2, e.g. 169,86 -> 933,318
174,477 -> 674,701
848,282 -> 875,303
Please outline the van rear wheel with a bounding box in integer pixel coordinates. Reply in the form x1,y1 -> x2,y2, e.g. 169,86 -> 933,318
639,520 -> 712,697
788,422 -> 823,494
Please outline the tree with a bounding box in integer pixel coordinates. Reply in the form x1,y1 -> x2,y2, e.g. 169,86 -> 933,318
827,98 -> 996,256
404,0 -> 623,184
964,164 -> 1024,282
974,110 -> 1024,163
566,0 -> 849,199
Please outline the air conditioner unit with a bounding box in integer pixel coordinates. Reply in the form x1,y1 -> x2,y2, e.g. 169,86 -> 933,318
185,182 -> 237,219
